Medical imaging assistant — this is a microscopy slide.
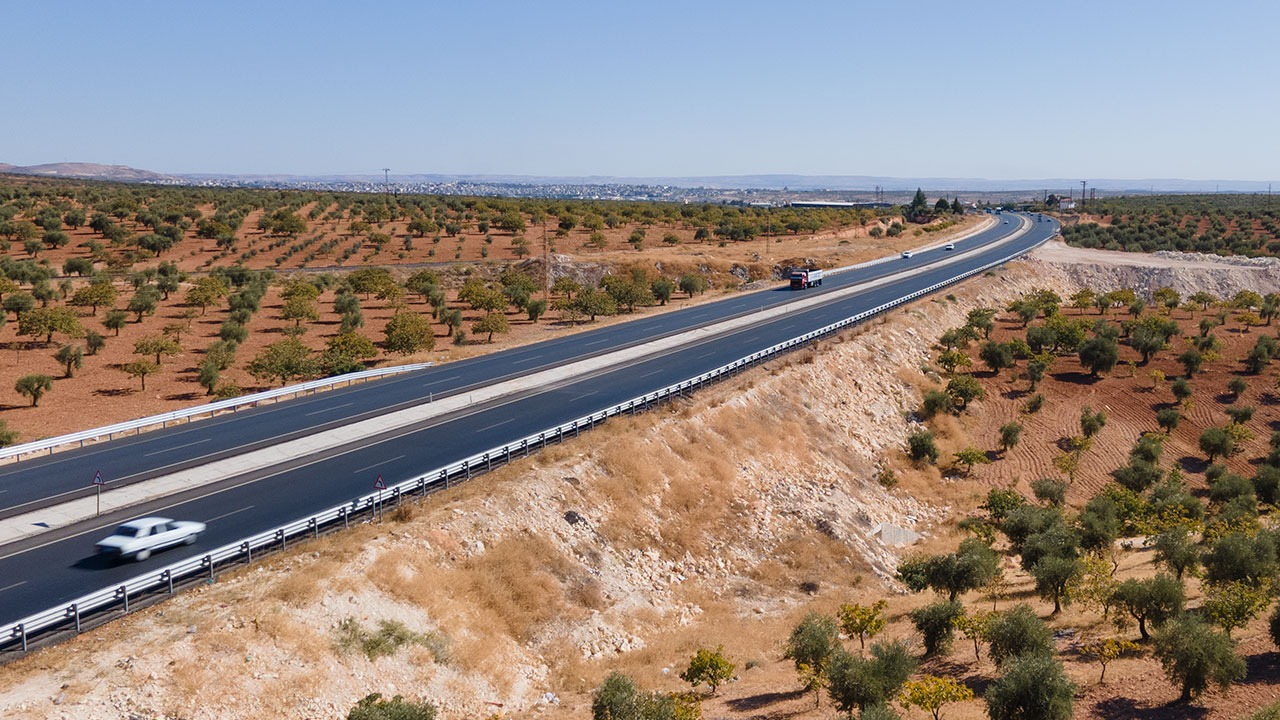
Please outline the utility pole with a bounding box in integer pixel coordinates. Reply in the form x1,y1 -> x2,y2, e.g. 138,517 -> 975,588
382,168 -> 391,202
1080,180 -> 1087,210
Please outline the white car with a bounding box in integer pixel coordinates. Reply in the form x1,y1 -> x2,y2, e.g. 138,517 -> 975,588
901,251 -> 914,258
96,516 -> 206,562
944,242 -> 955,250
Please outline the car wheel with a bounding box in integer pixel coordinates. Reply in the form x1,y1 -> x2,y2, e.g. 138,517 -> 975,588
184,534 -> 197,545
135,548 -> 150,562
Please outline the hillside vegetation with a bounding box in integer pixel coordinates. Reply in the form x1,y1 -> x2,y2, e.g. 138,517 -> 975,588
1062,194 -> 1280,256
0,176 -> 979,447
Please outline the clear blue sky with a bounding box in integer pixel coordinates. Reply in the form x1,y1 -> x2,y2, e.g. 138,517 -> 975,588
5,0 -> 1276,181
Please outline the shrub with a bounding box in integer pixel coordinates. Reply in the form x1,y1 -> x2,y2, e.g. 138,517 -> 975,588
1154,614 -> 1246,703
907,430 -> 938,465
985,604 -> 1053,666
985,653 -> 1075,720
910,601 -> 964,656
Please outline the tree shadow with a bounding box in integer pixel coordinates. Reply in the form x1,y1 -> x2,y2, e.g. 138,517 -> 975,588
1177,455 -> 1209,475
1050,371 -> 1103,385
1261,392 -> 1280,407
92,388 -> 133,397
724,689 -> 808,713
1239,650 -> 1280,686
165,391 -> 203,402
1090,697 -> 1207,720
1002,388 -> 1030,400
1215,393 -> 1239,405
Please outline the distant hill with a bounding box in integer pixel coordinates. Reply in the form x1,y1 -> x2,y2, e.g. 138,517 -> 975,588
0,162 -> 177,182
1,161 -> 1271,194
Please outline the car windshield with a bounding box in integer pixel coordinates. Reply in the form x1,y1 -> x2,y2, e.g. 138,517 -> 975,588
114,526 -> 142,537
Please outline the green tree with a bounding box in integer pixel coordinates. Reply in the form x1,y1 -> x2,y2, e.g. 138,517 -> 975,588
121,360 -> 160,390
323,332 -> 380,375
246,338 -> 319,386
1080,637 -> 1141,684
910,600 -> 964,656
998,421 -> 1023,454
1156,407 -> 1181,434
346,693 -> 436,720
1179,347 -> 1204,376
14,374 -> 53,407
1153,614 -> 1246,703
839,600 -> 888,650
103,309 -> 128,336
127,285 -> 160,321
945,374 -> 984,409
1079,406 -> 1106,438
18,306 -> 83,344
678,274 -> 708,297
899,675 -> 974,720
783,612 -> 840,701
53,344 -> 83,378
471,311 -> 510,343
133,335 -> 181,364
907,430 -> 938,465
196,360 -> 220,396
680,646 -> 735,695
979,340 -> 1015,375
1199,427 -> 1235,463
953,446 -> 992,475
1151,526 -> 1199,580
826,640 -> 916,716
68,281 -> 118,315
1109,573 -> 1185,641
384,311 -> 435,355
1203,580 -> 1271,637
897,538 -> 1000,602
1030,477 -> 1067,507
984,654 -> 1075,720
1078,335 -> 1119,376
985,604 -> 1053,666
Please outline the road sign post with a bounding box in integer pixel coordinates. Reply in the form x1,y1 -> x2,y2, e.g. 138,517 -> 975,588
92,470 -> 104,516
374,474 -> 386,522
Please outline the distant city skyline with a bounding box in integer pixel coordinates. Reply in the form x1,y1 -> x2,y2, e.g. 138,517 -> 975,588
4,1 -> 1276,182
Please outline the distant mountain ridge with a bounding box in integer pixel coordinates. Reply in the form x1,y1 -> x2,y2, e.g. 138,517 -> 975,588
0,162 -> 177,182
1,161 -> 1271,194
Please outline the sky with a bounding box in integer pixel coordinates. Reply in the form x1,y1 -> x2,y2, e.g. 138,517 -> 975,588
4,1 -> 1277,182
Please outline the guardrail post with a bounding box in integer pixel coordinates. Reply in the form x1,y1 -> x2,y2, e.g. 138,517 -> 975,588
69,604 -> 80,633
418,478 -> 427,498
117,585 -> 129,614
484,452 -> 491,472
539,432 -> 546,450
163,570 -> 173,594
522,438 -> 529,458
204,555 -> 214,581
441,469 -> 449,490
17,623 -> 26,653
572,420 -> 579,438
309,517 -> 318,538
393,487 -> 401,507
341,506 -> 349,529
464,460 -> 471,480
276,528 -> 286,551
242,541 -> 252,564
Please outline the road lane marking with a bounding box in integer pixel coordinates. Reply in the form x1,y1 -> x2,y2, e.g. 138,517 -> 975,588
205,505 -> 255,524
570,390 -> 598,402
639,369 -> 663,379
420,375 -> 461,387
0,581 -> 26,593
144,439 -> 212,457
305,402 -> 354,416
584,339 -> 608,346
477,418 -> 515,432
353,455 -> 405,474
511,355 -> 542,365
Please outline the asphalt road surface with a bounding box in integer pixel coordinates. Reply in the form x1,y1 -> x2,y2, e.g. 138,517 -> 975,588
0,212 -> 1056,628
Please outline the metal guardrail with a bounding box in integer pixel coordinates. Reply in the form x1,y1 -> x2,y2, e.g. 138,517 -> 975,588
1,226 -> 1053,653
0,363 -> 433,464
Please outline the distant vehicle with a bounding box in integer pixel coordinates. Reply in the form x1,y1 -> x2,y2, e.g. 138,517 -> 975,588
901,251 -> 914,259
788,268 -> 824,289
944,242 -> 955,250
96,516 -> 206,562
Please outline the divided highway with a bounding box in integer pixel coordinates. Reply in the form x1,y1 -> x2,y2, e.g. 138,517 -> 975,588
0,213 -> 1057,633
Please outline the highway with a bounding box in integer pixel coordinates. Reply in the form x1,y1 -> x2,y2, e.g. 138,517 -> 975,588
0,212 -> 1057,632
0,213 -> 1030,520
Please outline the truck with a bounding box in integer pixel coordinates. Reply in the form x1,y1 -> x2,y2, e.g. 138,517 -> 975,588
789,268 -> 824,289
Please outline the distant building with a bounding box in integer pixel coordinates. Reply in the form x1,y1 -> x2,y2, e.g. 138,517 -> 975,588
1058,198 -> 1077,211
788,200 -> 893,209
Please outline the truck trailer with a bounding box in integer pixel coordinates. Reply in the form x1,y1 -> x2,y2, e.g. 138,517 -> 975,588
789,268 -> 824,289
